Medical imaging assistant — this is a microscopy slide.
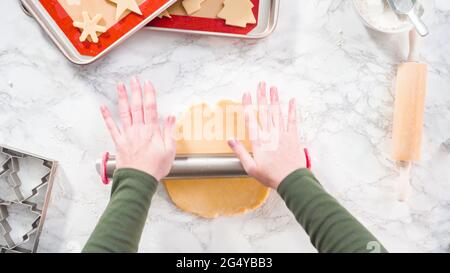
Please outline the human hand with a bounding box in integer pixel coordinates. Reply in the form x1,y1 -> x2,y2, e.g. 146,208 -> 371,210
228,82 -> 307,189
100,77 -> 176,181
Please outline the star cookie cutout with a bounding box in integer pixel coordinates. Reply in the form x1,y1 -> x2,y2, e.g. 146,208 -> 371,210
73,12 -> 107,43
108,0 -> 143,20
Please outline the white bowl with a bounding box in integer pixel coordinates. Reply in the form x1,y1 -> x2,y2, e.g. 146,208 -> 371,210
352,0 -> 434,34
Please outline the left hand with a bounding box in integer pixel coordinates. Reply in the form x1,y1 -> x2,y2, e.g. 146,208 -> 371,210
100,77 -> 176,181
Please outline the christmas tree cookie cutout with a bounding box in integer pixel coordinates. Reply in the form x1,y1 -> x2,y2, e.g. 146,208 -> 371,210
218,0 -> 256,28
73,12 -> 107,43
182,0 -> 206,15
108,0 -> 143,20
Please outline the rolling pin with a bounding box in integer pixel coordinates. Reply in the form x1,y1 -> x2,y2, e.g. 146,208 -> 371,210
96,149 -> 311,184
392,30 -> 428,201
97,153 -> 248,184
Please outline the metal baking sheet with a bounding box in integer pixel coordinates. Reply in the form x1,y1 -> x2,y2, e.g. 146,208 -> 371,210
20,0 -> 177,64
146,0 -> 280,39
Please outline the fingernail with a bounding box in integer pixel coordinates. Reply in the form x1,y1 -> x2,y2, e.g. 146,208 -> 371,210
117,83 -> 125,93
244,92 -> 252,101
228,138 -> 237,148
259,82 -> 266,93
132,76 -> 139,83
117,90 -> 124,99
270,87 -> 277,100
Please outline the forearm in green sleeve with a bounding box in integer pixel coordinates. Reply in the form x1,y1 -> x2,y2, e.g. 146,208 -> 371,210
277,169 -> 387,253
82,168 -> 158,253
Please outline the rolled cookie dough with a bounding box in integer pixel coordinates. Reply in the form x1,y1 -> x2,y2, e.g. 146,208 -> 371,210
164,101 -> 269,218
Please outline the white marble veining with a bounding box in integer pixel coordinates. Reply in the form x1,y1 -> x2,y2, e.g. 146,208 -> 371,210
0,0 -> 449,253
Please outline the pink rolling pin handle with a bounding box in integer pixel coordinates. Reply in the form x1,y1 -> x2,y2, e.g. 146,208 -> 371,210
101,152 -> 111,185
304,148 -> 311,169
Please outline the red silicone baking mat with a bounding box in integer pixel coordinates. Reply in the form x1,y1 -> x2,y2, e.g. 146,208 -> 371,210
39,0 -> 174,57
148,0 -> 259,35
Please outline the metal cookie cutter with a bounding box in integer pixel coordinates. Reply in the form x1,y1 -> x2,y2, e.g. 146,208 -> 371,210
0,157 -> 24,202
0,201 -> 42,253
0,145 -> 57,253
0,204 -> 14,249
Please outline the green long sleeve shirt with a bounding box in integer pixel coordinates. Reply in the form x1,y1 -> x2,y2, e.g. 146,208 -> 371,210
82,169 -> 158,253
83,168 -> 387,253
278,169 -> 386,253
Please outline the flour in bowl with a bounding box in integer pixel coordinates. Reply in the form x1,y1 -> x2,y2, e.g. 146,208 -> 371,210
354,0 -> 424,32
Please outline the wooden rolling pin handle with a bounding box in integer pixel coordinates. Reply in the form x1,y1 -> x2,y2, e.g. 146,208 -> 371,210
408,29 -> 420,62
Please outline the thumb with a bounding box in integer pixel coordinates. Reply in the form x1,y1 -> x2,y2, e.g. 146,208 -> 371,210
228,138 -> 256,176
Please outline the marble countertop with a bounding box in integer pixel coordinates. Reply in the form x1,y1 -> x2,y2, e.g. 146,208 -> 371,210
0,0 -> 449,253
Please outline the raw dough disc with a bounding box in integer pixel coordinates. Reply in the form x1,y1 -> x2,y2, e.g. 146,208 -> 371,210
164,101 -> 269,218
164,178 -> 269,218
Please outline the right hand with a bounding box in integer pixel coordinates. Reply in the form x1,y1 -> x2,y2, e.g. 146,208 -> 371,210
228,82 -> 307,189
100,77 -> 176,181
